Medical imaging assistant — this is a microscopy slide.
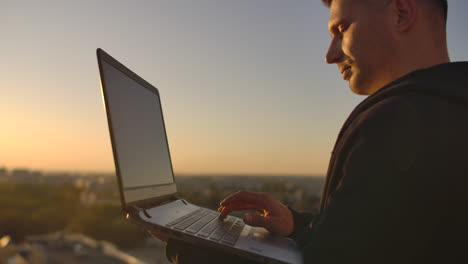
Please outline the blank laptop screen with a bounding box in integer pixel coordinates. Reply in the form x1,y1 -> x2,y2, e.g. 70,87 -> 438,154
100,60 -> 175,202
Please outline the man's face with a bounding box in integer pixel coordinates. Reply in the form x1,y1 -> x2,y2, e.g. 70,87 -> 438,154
326,0 -> 394,95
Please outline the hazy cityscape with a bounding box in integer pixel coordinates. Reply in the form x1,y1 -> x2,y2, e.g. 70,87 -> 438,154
0,166 -> 324,264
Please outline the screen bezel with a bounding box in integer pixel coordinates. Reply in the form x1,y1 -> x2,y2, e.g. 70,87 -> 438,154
96,48 -> 178,210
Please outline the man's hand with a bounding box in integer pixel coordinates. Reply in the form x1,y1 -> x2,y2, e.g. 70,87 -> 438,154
218,190 -> 294,237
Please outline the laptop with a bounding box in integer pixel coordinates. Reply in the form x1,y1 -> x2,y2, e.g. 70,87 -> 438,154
96,48 -> 303,264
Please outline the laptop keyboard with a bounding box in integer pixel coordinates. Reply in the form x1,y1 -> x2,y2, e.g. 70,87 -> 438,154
166,208 -> 245,245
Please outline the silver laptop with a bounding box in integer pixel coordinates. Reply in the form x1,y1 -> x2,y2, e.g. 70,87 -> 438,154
96,48 -> 302,264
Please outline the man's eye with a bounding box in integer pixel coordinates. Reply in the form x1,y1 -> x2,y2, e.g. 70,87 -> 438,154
339,25 -> 349,33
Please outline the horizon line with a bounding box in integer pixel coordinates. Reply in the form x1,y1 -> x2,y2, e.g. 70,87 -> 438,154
0,166 -> 324,178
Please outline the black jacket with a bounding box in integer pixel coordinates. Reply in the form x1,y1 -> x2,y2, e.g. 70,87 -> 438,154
291,62 -> 468,263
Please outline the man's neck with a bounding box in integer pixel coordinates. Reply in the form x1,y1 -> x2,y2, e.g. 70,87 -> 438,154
394,34 -> 451,83
390,49 -> 450,88
368,51 -> 450,96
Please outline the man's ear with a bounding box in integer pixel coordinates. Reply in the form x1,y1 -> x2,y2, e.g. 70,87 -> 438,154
391,0 -> 417,32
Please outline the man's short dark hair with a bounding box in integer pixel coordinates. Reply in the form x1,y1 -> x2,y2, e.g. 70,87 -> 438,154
321,0 -> 448,23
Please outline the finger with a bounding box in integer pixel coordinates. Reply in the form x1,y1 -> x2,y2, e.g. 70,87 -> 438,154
220,191 -> 260,205
218,207 -> 231,220
218,207 -> 235,219
218,203 -> 260,219
220,191 -> 270,209
221,202 -> 259,210
243,213 -> 271,231
218,202 -> 262,220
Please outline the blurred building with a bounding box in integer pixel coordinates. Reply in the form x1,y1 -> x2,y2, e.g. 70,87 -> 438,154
42,174 -> 75,186
0,167 -> 8,183
11,169 -> 41,184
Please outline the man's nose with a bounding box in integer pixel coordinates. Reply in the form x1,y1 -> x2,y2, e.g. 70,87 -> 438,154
325,39 -> 344,64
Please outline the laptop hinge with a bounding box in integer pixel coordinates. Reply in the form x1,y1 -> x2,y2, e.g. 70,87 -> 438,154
163,194 -> 186,205
131,205 -> 152,218
151,195 -> 181,206
129,193 -> 183,218
157,193 -> 182,206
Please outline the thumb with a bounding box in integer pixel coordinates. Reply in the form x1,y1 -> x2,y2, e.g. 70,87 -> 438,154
243,213 -> 271,230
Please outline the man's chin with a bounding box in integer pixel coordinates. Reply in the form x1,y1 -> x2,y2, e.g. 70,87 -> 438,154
349,81 -> 372,96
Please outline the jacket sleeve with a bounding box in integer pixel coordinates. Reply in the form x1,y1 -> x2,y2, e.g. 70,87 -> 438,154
287,207 -> 316,240
298,98 -> 424,264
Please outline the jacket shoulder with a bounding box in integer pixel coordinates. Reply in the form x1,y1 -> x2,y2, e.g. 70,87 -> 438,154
342,95 -> 421,172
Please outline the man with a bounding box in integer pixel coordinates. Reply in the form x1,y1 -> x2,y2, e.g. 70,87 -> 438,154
157,0 -> 468,263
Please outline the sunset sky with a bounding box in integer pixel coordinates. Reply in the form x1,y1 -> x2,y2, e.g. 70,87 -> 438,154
1,0 -> 468,176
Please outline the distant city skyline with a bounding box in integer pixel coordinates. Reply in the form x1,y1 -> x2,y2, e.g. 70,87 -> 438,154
2,1 -> 468,175
0,164 -> 325,177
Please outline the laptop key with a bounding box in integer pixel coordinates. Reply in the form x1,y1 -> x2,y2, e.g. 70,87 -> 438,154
221,219 -> 244,245
186,213 -> 217,234
198,218 -> 223,237
229,221 -> 244,235
209,218 -> 235,241
221,235 -> 238,245
209,228 -> 225,241
173,210 -> 210,230
166,208 -> 203,227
